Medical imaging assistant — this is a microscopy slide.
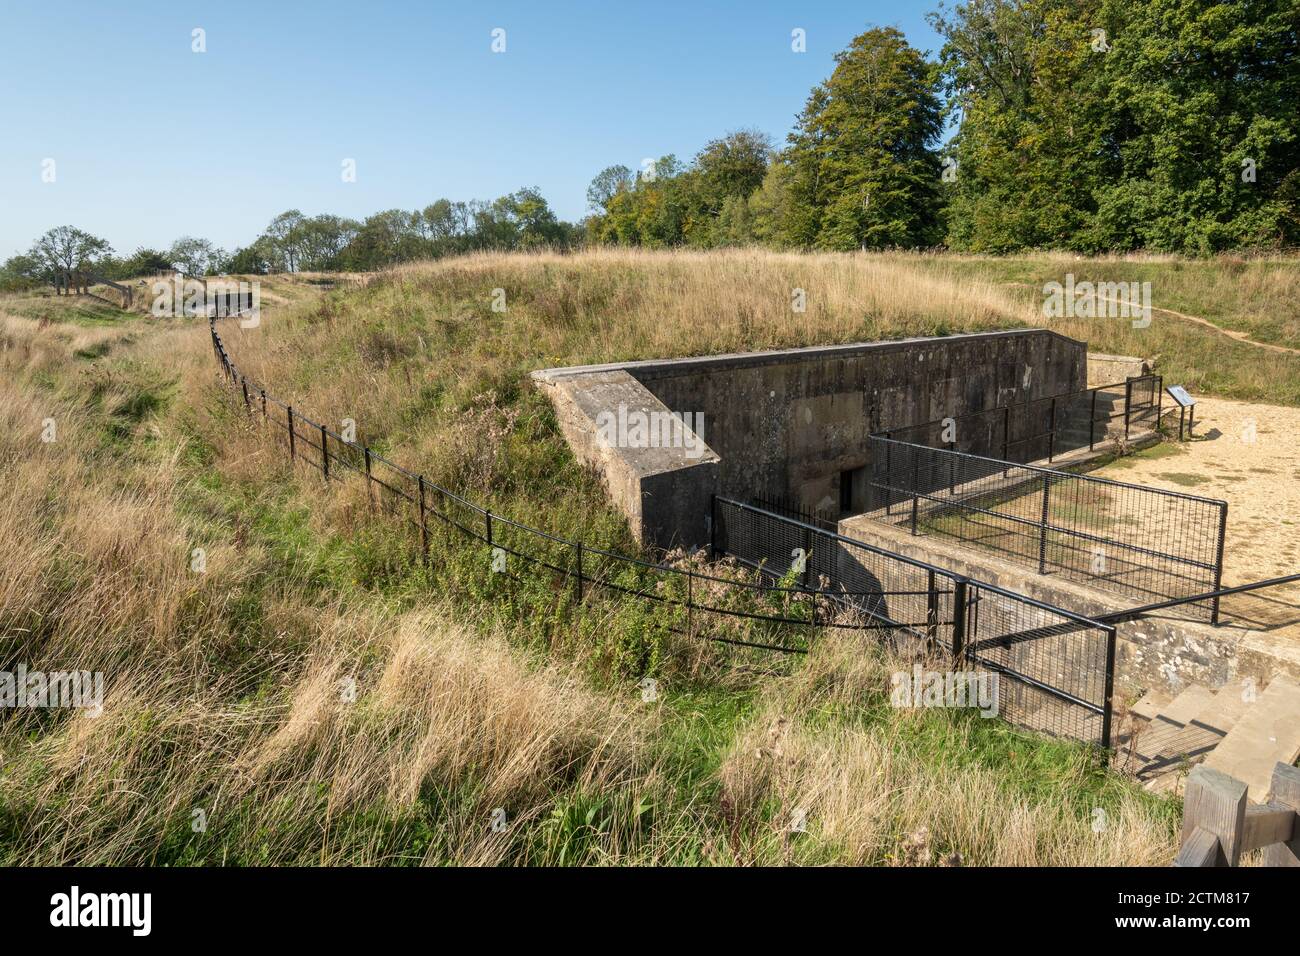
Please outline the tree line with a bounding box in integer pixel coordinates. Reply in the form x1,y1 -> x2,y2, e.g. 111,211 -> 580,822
0,188 -> 580,291
3,0 -> 1295,293
587,0 -> 1298,254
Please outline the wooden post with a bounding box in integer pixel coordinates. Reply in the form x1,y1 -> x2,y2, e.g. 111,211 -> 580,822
1263,762 -> 1300,867
1178,765 -> 1247,866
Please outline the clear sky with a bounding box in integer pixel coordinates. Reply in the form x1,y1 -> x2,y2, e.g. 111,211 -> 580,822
0,0 -> 945,260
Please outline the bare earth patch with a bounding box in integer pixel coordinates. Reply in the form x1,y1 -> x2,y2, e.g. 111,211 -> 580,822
1101,397 -> 1300,599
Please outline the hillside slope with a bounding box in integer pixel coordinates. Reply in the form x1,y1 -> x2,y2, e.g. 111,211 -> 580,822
0,250 -> 1186,865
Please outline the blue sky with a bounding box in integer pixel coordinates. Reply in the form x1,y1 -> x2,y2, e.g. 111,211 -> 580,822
0,0 -> 944,259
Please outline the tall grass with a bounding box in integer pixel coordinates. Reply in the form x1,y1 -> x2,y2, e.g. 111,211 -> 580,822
0,250 -> 1186,865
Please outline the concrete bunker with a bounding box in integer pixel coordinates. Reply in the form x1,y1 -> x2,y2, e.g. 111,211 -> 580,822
532,329 -> 1087,551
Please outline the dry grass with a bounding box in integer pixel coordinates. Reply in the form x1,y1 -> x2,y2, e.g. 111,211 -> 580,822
719,638 -> 1175,866
0,250 -> 1187,865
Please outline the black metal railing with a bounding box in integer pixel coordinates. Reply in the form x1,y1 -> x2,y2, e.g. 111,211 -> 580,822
882,374 -> 1163,467
867,436 -> 1229,623
211,317 -> 1119,749
750,495 -> 839,532
714,498 -> 1117,747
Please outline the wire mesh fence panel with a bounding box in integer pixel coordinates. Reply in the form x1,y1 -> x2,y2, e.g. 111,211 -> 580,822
965,584 -> 1113,746
714,497 -> 1116,746
883,375 -> 1163,467
867,437 -> 1227,621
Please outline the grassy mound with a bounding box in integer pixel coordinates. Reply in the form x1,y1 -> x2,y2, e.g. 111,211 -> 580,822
0,249 -> 1198,865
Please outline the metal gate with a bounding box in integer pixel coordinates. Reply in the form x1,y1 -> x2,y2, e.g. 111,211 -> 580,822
713,497 -> 1116,747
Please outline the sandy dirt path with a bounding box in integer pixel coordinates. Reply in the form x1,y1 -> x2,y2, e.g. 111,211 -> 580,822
1100,396 -> 1300,590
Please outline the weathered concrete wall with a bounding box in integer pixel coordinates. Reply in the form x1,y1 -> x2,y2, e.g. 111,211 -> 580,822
533,329 -> 1086,550
839,514 -> 1300,696
532,368 -> 719,551
634,330 -> 1085,512
1087,352 -> 1151,388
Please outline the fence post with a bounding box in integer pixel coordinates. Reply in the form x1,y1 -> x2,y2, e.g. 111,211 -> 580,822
910,449 -> 920,536
1211,503 -> 1228,625
1155,377 -> 1164,435
925,569 -> 938,651
364,448 -> 374,510
884,438 -> 893,515
1002,406 -> 1010,462
1101,624 -> 1117,750
485,510 -> 493,551
574,541 -> 584,605
1123,378 -> 1133,440
1037,473 -> 1051,574
287,406 -> 296,464
261,388 -> 267,419
1177,766 -> 1247,867
241,377 -> 249,412
1262,763 -> 1300,866
417,475 -> 429,565
1047,396 -> 1057,462
950,577 -> 968,661
320,424 -> 329,480
1089,389 -> 1098,450
686,569 -> 693,638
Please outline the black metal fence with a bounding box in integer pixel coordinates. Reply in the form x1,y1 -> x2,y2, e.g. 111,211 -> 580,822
714,498 -> 1117,747
867,436 -> 1229,622
211,318 -> 1118,749
883,374 -> 1163,466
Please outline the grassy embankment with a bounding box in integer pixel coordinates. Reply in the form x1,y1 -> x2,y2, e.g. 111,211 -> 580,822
10,248 -> 1273,864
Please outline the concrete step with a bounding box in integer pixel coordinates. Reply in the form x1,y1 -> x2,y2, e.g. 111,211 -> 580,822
1130,715 -> 1225,764
1203,677 -> 1300,802
1161,684 -> 1219,724
1191,683 -> 1256,735
1131,687 -> 1174,722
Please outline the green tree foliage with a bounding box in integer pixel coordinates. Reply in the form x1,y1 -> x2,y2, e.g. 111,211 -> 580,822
0,253 -> 44,291
1091,0 -> 1300,252
585,133 -> 772,247
167,236 -> 226,275
28,226 -> 113,291
933,0 -> 1300,253
780,27 -> 945,250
